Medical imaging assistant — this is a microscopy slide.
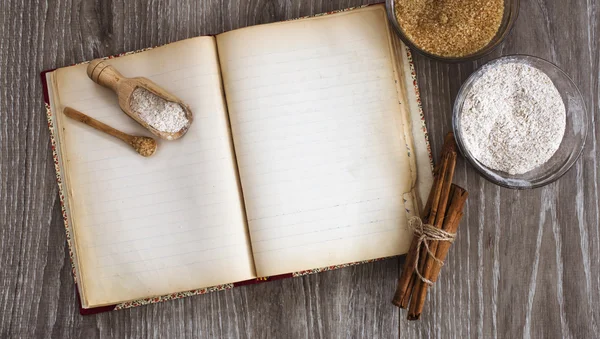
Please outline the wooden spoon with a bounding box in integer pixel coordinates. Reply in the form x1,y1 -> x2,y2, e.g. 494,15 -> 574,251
86,59 -> 193,140
63,107 -> 157,157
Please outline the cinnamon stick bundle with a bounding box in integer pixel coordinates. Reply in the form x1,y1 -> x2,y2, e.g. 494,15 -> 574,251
407,185 -> 468,320
392,132 -> 468,320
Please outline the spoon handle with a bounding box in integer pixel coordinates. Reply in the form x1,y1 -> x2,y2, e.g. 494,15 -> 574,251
63,107 -> 132,144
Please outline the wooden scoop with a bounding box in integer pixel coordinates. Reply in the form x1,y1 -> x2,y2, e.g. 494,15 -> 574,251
86,59 -> 193,140
63,107 -> 157,157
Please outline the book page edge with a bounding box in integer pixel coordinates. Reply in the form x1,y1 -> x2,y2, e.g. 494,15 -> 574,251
45,71 -> 91,309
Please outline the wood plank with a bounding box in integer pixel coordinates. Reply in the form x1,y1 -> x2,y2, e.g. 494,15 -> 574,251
0,0 -> 599,338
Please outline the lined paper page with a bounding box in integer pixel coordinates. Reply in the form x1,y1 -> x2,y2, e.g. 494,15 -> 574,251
51,37 -> 254,307
217,5 -> 416,277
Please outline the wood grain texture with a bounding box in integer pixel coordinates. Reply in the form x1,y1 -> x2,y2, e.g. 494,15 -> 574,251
0,0 -> 598,337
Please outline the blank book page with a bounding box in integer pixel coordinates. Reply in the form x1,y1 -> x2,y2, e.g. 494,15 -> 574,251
217,6 -> 416,277
52,37 -> 255,307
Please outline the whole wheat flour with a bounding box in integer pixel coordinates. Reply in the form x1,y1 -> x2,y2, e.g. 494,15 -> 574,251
460,61 -> 566,175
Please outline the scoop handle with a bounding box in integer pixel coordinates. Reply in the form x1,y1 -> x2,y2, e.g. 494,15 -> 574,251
87,59 -> 125,92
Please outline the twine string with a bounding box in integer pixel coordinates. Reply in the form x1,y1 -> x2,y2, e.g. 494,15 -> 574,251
408,216 -> 456,286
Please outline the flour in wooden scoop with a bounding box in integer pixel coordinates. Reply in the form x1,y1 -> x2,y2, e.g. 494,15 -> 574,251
460,62 -> 566,175
130,87 -> 189,133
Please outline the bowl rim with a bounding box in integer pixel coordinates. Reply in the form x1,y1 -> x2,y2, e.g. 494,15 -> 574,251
385,0 -> 520,63
452,54 -> 589,189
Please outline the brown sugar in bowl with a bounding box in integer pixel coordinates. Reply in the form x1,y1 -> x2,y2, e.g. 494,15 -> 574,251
385,0 -> 519,62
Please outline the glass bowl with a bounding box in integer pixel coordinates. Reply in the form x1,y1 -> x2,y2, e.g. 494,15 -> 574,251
385,0 -> 520,62
453,55 -> 588,189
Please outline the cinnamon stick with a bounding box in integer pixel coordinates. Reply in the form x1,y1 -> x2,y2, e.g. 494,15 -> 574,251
407,151 -> 456,314
407,154 -> 456,318
392,132 -> 457,308
429,188 -> 468,282
407,185 -> 468,320
392,153 -> 449,308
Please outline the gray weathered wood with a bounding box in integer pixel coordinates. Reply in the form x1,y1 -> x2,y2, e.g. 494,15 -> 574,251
1,0 -> 598,338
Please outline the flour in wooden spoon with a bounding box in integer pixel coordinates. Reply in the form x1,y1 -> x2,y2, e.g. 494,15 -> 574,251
460,62 -> 566,175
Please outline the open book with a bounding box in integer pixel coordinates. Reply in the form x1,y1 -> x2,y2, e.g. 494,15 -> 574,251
42,5 -> 433,311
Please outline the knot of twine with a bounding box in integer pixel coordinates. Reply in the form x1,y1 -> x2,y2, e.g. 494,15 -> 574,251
408,216 -> 456,286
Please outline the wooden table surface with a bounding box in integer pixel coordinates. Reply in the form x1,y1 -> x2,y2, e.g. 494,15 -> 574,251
1,0 -> 598,338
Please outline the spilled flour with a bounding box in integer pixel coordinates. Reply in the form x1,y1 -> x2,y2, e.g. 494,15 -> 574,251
130,87 -> 189,133
460,61 -> 566,175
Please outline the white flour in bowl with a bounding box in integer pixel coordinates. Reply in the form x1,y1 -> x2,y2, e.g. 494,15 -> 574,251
460,62 -> 566,175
